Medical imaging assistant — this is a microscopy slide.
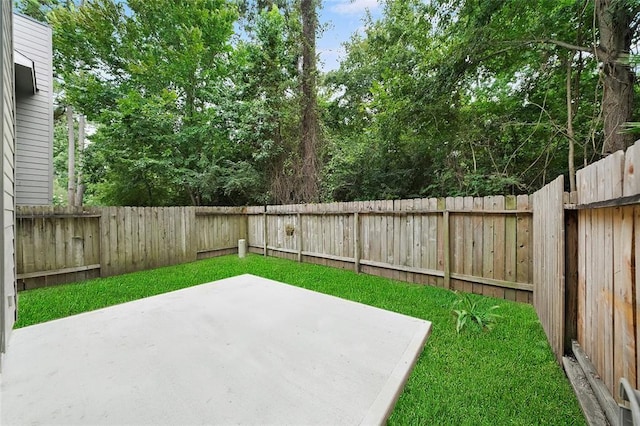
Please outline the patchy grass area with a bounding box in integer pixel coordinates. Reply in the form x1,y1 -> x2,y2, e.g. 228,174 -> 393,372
16,254 -> 584,425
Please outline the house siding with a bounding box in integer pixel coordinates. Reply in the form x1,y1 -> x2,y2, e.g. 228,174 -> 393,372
1,1 -> 17,362
14,14 -> 52,206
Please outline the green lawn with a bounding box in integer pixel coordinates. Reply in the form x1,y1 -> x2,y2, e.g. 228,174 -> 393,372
16,254 -> 585,425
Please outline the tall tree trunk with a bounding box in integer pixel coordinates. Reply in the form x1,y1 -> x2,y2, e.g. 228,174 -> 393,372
75,114 -> 85,206
67,106 -> 76,206
596,0 -> 637,154
566,56 -> 576,193
300,0 -> 319,202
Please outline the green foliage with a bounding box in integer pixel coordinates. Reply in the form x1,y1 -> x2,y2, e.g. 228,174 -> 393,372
229,4 -> 303,203
452,291 -> 501,333
13,0 -> 64,22
624,123 -> 640,134
37,0 -> 640,205
322,0 -> 608,200
46,0 -> 315,206
16,255 -> 585,424
49,0 -> 241,205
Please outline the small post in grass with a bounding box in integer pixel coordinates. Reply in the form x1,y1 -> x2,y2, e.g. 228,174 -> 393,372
238,239 -> 247,258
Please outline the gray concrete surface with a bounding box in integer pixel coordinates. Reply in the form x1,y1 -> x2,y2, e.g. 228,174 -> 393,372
1,274 -> 431,425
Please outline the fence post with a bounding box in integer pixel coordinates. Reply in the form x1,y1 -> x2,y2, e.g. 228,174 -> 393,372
244,208 -> 250,247
99,206 -> 109,277
263,210 -> 268,257
354,212 -> 360,273
297,212 -> 302,262
564,207 -> 579,352
443,210 -> 451,289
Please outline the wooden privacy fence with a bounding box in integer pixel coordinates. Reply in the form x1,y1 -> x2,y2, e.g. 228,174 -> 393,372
247,196 -> 533,301
17,197 -> 534,301
16,206 -> 247,290
574,146 -> 639,406
532,139 -> 640,418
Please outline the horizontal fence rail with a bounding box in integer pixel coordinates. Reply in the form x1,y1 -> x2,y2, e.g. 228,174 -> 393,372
247,196 -> 533,302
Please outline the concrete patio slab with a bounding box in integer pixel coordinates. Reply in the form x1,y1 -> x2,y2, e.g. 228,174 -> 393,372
1,274 -> 431,425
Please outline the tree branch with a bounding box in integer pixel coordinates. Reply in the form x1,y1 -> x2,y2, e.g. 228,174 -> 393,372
531,39 -> 593,53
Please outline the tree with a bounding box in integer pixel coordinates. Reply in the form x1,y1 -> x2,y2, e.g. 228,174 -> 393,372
595,0 -> 639,153
299,0 -> 320,202
49,0 -> 238,205
323,0 -> 610,199
432,0 -> 639,155
232,5 -> 302,204
13,0 -> 67,22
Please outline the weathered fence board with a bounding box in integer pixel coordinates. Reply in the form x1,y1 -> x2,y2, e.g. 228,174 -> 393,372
18,197 -> 533,302
16,206 -> 246,289
17,206 -> 101,289
567,140 -> 640,403
196,207 -> 246,260
532,176 -> 565,364
244,196 -> 533,301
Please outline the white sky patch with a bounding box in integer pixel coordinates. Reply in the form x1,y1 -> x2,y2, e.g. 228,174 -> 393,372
318,46 -> 346,72
317,0 -> 382,72
330,0 -> 380,15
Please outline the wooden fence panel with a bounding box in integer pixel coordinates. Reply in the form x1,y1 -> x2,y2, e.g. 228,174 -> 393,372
16,206 -> 247,288
100,207 -> 195,276
16,196 -> 533,302
532,175 -> 565,364
572,141 -> 640,402
245,196 -> 533,301
196,207 -> 246,260
16,206 -> 101,290
247,206 -> 265,252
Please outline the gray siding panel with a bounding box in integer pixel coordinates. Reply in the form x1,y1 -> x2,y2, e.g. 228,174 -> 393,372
1,2 -> 17,362
13,14 -> 52,206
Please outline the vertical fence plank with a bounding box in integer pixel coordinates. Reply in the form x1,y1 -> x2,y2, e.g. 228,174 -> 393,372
624,143 -> 639,196
263,212 -> 267,256
296,212 -> 302,262
472,197 -> 484,294
354,212 -> 360,273
532,176 -> 565,364
392,200 -> 400,280
577,208 -> 585,346
443,209 -> 450,290
492,196 -> 506,299
436,198 -> 445,284
516,195 -> 530,288
482,196 -> 495,296
613,206 -> 636,393
504,196 -> 517,301
99,206 -> 108,276
451,197 -> 463,291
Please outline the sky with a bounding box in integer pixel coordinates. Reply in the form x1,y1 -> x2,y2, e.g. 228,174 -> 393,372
316,0 -> 383,72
